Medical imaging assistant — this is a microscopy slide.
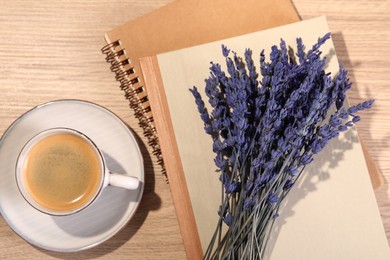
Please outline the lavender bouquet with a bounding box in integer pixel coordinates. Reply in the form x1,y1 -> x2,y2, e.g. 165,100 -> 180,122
190,33 -> 373,259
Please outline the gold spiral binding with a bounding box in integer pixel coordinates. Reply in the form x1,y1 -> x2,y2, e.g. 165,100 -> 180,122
102,40 -> 165,172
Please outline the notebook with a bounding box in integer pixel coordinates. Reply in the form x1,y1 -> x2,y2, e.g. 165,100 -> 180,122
139,17 -> 390,259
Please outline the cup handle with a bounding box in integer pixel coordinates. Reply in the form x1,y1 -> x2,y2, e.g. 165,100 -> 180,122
109,172 -> 139,190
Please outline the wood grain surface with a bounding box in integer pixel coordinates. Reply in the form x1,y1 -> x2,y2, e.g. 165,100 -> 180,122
0,0 -> 388,259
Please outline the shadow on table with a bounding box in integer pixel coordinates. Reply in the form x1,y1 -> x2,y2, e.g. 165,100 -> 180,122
332,32 -> 389,198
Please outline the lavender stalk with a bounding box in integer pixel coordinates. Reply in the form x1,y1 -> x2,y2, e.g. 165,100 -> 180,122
190,33 -> 373,259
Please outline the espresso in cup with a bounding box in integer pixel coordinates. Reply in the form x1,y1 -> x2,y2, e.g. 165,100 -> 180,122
21,132 -> 103,213
16,128 -> 139,216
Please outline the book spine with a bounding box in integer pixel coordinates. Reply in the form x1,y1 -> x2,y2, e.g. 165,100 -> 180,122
102,40 -> 164,171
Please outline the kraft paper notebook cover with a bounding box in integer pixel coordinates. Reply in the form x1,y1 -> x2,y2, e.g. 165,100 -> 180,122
140,17 -> 390,259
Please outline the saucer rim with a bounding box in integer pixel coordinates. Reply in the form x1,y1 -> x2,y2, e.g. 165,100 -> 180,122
0,99 -> 145,252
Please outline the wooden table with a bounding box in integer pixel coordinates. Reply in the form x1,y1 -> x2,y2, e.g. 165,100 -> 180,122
0,0 -> 388,258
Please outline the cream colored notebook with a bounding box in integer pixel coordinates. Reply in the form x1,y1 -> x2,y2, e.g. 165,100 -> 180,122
140,16 -> 390,259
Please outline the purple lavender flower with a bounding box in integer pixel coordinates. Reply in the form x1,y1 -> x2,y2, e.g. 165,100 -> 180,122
189,86 -> 212,135
283,179 -> 294,191
224,213 -> 234,226
243,196 -> 256,210
352,115 -> 361,123
268,193 -> 279,204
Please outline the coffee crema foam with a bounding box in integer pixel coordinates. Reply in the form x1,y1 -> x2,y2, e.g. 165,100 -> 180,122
22,133 -> 102,213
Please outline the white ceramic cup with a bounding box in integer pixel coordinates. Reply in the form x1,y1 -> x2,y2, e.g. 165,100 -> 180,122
15,127 -> 140,216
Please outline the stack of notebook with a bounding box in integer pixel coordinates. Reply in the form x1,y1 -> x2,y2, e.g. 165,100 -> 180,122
101,1 -> 389,259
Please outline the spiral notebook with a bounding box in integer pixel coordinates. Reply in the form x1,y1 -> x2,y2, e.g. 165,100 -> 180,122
139,16 -> 390,259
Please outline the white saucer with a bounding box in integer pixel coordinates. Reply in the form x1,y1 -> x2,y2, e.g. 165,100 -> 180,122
0,100 -> 144,252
